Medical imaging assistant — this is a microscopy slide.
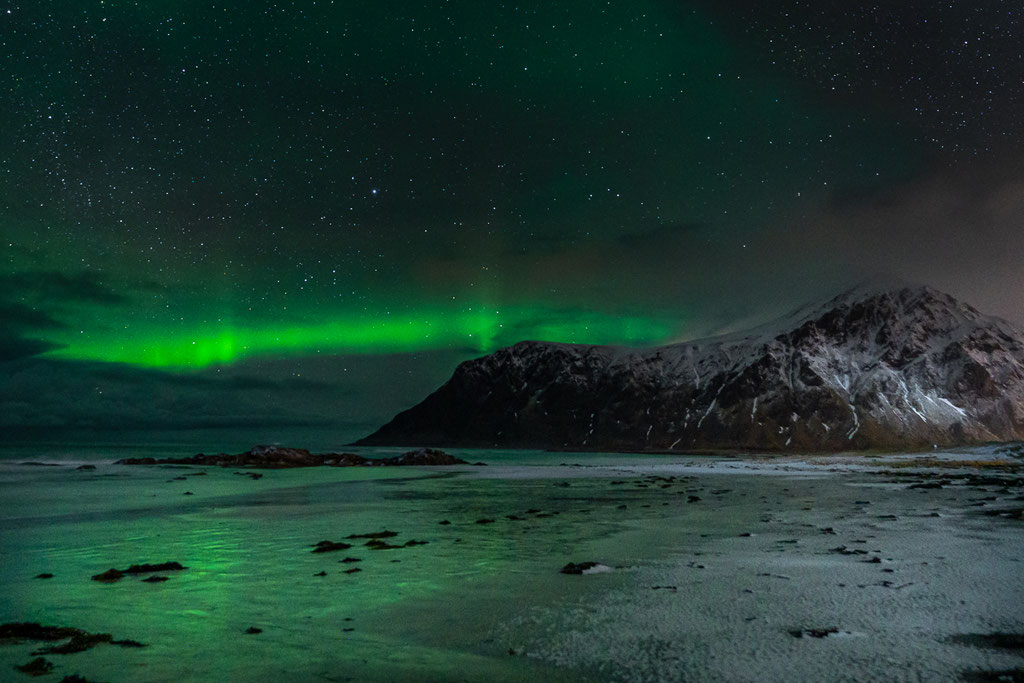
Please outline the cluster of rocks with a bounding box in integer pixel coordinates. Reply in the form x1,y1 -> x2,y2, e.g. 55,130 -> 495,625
91,562 -> 186,583
2,622 -> 145,678
307,530 -> 432,579
0,623 -> 144,655
116,446 -> 473,469
312,530 -> 430,555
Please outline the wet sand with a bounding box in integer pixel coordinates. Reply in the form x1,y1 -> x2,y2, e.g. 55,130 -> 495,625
1,448 -> 1021,681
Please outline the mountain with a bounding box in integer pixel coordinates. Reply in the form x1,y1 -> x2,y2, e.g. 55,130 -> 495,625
356,285 -> 1024,451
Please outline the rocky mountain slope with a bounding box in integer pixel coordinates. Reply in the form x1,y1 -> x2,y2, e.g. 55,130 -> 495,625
356,285 -> 1024,451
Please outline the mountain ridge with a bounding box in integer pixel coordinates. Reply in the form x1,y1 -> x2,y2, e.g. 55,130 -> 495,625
356,285 -> 1024,451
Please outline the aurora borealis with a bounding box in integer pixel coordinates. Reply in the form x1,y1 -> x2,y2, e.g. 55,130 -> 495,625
47,305 -> 678,368
4,1 -> 1024,442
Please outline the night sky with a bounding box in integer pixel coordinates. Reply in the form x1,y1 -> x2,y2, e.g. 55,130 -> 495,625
4,1 -> 1024,444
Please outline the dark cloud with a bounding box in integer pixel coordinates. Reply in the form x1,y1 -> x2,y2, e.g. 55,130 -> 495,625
480,152 -> 1024,334
785,154 -> 1024,326
89,365 -> 338,393
0,302 -> 68,361
0,302 -> 67,332
0,337 -> 65,362
0,349 -> 474,444
0,269 -> 136,361
1,270 -> 128,305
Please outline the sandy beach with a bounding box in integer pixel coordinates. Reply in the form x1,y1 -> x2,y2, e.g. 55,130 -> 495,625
1,447 -> 1022,681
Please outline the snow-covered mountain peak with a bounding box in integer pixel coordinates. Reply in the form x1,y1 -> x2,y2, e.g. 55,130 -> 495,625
358,284 -> 1024,451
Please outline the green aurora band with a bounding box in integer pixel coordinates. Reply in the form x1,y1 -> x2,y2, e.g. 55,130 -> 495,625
44,306 -> 681,368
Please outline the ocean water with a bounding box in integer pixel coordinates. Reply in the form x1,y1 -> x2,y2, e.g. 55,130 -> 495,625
2,446 -> 1023,681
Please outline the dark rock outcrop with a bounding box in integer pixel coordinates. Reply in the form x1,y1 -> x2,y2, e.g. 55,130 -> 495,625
559,562 -> 610,575
0,622 -> 145,655
90,569 -> 124,583
117,446 -> 468,468
345,531 -> 398,540
312,541 -> 352,554
790,627 -> 840,639
91,562 -> 186,582
15,657 -> 53,676
357,285 -> 1024,451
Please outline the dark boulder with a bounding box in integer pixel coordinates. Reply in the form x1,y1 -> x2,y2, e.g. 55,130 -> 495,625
92,562 -> 186,582
790,627 -> 839,638
380,448 -> 469,466
312,541 -> 352,553
124,562 -> 185,574
345,530 -> 398,539
91,569 -> 124,583
15,657 -> 53,676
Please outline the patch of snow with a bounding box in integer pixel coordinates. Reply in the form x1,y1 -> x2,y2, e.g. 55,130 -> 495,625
697,383 -> 725,429
697,401 -> 716,429
847,403 -> 860,440
907,402 -> 927,422
938,397 -> 967,417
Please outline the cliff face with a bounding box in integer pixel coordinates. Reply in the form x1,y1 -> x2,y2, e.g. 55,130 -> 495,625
357,286 -> 1024,451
